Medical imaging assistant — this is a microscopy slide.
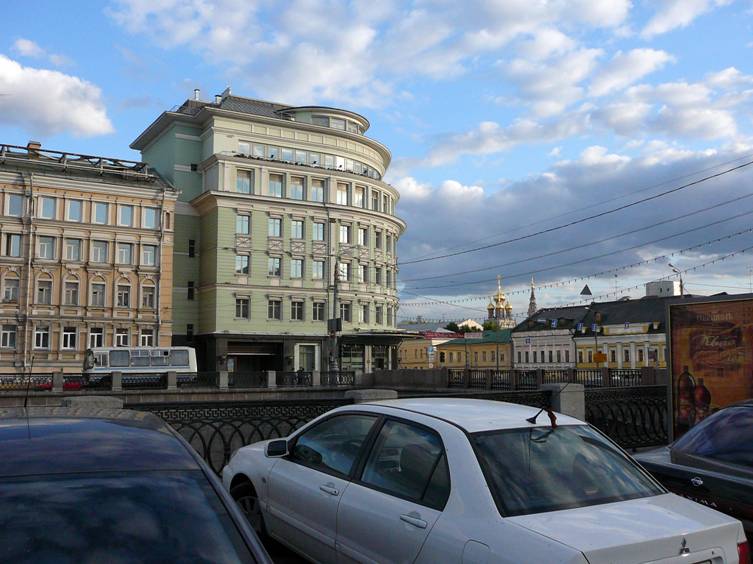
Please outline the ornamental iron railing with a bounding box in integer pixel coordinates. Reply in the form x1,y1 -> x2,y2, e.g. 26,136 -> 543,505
585,385 -> 668,449
133,399 -> 353,474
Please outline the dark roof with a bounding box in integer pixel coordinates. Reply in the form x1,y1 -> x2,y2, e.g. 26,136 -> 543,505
512,306 -> 589,333
0,408 -> 199,477
216,96 -> 290,118
441,329 -> 512,346
577,296 -> 673,336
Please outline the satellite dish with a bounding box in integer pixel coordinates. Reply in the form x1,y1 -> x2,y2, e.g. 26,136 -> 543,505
580,284 -> 592,296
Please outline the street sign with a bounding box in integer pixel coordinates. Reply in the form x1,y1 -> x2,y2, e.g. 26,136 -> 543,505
464,332 -> 483,339
594,352 -> 607,363
591,323 -> 598,332
551,319 -> 558,328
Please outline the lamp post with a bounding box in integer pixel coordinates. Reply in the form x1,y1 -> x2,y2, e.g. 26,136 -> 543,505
668,263 -> 684,296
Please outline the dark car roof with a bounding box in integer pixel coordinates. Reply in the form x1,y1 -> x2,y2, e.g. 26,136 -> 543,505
0,407 -> 199,477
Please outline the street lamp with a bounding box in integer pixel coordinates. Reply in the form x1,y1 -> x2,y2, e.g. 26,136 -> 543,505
668,263 -> 684,296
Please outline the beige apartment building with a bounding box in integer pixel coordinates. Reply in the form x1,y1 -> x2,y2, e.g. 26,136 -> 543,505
0,142 -> 177,375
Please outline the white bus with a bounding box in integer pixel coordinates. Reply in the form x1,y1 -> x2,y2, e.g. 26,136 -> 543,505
83,347 -> 198,384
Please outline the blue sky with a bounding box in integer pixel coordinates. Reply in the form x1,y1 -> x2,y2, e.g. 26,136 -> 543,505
2,1 -> 753,321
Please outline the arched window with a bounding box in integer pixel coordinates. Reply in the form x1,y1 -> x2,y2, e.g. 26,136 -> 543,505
141,281 -> 156,309
116,280 -> 131,308
36,274 -> 53,305
2,274 -> 19,303
90,276 -> 107,307
63,275 -> 80,306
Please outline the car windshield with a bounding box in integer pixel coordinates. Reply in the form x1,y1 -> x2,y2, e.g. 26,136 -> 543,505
472,425 -> 663,517
0,470 -> 256,564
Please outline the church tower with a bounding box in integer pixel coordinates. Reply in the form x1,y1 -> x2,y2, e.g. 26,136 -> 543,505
527,275 -> 537,318
487,275 -> 515,329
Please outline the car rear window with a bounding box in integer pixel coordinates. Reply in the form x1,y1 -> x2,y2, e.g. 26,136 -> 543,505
472,425 -> 663,517
0,470 -> 257,563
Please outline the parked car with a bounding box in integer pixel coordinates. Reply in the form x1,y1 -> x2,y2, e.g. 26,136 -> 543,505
636,400 -> 753,543
223,398 -> 749,564
0,407 -> 271,563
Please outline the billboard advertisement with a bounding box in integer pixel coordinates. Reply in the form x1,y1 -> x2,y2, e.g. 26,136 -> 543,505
669,298 -> 753,437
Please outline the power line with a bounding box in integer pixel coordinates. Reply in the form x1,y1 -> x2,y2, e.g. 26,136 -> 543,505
400,151 -> 753,262
398,157 -> 753,266
405,211 -> 753,291
401,189 -> 753,282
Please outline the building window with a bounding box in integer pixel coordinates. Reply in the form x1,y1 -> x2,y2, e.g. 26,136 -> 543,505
312,222 -> 324,241
64,281 -> 79,306
578,350 -> 583,363
115,329 -> 129,347
337,262 -> 350,282
387,307 -> 394,326
93,202 -> 108,224
38,236 -> 55,259
268,146 -> 279,160
236,215 -> 250,235
117,243 -> 133,265
386,269 -> 392,289
89,328 -> 104,348
565,350 -> 570,363
235,255 -> 250,274
340,303 -> 351,322
118,205 -> 134,227
290,177 -> 304,200
3,278 -> 19,302
291,219 -> 304,239
281,148 -> 293,162
238,142 -> 250,155
142,285 -> 156,308
268,257 -> 281,277
336,183 -> 348,205
357,264 -> 367,283
339,225 -> 350,244
525,351 -> 530,363
4,233 -> 21,257
375,305 -> 383,325
142,245 -> 157,266
386,234 -> 393,253
268,217 -> 281,237
638,348 -> 644,363
517,351 -> 521,363
65,239 -> 81,261
548,350 -> 553,363
371,191 -> 380,211
188,239 -> 196,257
312,260 -> 324,280
610,349 -> 616,363
295,150 -> 307,164
291,258 -> 303,279
62,327 -> 77,349
533,351 -> 538,363
269,173 -> 283,198
91,283 -> 106,307
91,240 -> 108,263
291,301 -> 304,321
140,329 -> 154,347
624,349 -> 630,362
588,350 -> 593,363
67,200 -> 83,222
117,284 -> 131,307
313,302 -> 325,321
268,299 -> 281,320
1,325 -> 16,348
34,327 -> 50,349
375,230 -> 383,249
237,170 -> 252,194
39,197 -> 56,219
557,350 -> 562,363
143,207 -> 159,229
37,280 -> 52,305
375,267 -> 382,286
357,227 -> 367,246
311,179 -> 325,202
186,324 -> 194,341
360,304 -> 369,323
383,194 -> 389,214
7,194 -> 23,217
354,186 -> 365,208
235,298 -> 249,319
187,281 -> 195,300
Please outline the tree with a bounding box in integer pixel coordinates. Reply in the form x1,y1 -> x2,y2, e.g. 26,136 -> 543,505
444,321 -> 460,332
482,320 -> 498,331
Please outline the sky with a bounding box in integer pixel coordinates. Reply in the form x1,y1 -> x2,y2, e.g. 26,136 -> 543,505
2,1 -> 753,322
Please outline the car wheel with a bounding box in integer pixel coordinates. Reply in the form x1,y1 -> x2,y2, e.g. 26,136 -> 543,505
231,481 -> 266,538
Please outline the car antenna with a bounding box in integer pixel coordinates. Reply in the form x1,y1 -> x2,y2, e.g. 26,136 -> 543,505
23,355 -> 35,410
526,381 -> 572,428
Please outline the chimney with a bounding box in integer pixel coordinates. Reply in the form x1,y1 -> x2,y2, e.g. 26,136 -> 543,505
214,94 -> 222,104
193,88 -> 200,101
27,140 -> 41,157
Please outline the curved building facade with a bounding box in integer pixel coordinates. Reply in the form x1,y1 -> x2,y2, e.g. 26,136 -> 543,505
132,89 -> 405,373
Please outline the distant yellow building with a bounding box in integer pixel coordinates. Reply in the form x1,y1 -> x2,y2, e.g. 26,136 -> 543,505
574,297 -> 669,369
436,330 -> 512,369
398,330 -> 461,369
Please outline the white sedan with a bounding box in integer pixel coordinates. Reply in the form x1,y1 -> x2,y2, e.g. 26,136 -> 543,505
222,398 -> 749,564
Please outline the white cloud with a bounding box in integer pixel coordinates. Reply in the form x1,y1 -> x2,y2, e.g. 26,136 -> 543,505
706,67 -> 753,89
11,38 -> 71,67
589,49 -> 674,97
0,55 -> 113,136
573,145 -> 631,166
642,0 -> 732,38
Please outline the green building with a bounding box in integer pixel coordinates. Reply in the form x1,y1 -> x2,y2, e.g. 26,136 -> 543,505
131,88 -> 406,373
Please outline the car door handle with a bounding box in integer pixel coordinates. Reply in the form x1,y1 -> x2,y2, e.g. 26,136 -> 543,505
690,476 -> 704,487
319,484 -> 339,496
400,514 -> 427,529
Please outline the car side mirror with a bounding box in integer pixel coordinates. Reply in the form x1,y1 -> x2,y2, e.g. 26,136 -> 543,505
266,439 -> 288,458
